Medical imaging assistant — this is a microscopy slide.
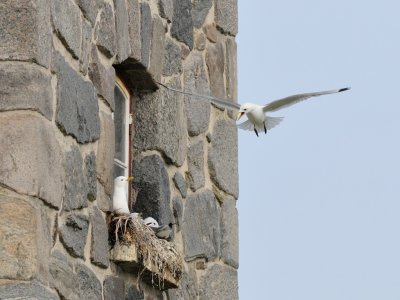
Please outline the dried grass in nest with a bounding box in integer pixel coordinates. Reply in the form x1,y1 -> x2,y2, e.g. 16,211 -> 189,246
109,214 -> 183,288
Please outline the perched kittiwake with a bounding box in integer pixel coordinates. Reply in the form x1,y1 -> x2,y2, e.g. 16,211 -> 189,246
154,223 -> 174,240
143,217 -> 174,240
156,82 -> 351,137
112,176 -> 133,215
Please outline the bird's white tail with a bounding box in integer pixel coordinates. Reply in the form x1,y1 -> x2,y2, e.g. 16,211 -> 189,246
238,116 -> 284,132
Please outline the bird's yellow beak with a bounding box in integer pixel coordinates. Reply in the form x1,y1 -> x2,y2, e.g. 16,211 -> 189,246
127,176 -> 134,181
236,111 -> 244,121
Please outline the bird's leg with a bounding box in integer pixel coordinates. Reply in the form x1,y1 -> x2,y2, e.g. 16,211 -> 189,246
264,122 -> 267,134
254,126 -> 259,137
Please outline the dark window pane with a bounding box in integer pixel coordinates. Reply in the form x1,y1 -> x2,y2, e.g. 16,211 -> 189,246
114,85 -> 126,163
113,164 -> 126,179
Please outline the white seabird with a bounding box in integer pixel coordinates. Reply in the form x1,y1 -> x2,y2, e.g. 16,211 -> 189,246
156,82 -> 350,137
235,88 -> 351,136
154,223 -> 174,240
143,217 -> 174,240
112,176 -> 133,215
143,217 -> 159,228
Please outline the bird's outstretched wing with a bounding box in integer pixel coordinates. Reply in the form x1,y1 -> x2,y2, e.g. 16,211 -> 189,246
238,116 -> 284,131
263,87 -> 350,112
156,81 -> 241,110
210,97 -> 241,111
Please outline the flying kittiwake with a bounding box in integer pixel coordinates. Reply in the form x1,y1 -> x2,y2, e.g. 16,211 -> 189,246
157,82 -> 350,137
112,176 -> 133,215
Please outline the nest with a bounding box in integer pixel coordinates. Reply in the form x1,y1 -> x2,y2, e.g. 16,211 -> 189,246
109,214 -> 183,289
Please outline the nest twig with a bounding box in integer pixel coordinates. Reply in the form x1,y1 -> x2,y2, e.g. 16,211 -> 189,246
109,214 -> 183,289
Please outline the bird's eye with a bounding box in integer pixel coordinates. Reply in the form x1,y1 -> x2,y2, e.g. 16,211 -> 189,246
244,108 -> 247,111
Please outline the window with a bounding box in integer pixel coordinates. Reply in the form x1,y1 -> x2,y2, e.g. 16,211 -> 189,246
113,78 -> 131,179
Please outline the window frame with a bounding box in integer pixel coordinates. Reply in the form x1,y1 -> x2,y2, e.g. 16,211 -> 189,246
113,77 -> 131,179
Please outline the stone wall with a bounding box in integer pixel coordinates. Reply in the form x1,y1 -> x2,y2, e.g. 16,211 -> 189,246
0,0 -> 238,299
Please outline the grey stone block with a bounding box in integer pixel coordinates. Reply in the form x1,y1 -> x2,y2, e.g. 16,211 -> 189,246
182,190 -> 220,261
172,196 -> 183,232
127,0 -> 141,61
158,0 -> 173,22
0,0 -> 51,67
96,111 -> 115,195
52,214 -> 59,247
95,2 -> 116,58
103,276 -> 125,300
148,15 -> 166,81
0,281 -> 59,300
225,38 -> 238,102
192,0 -> 212,28
97,182 -> 112,212
89,45 -> 116,110
133,80 -> 187,167
85,152 -> 97,201
163,37 -> 182,76
0,195 -> 48,282
89,206 -> 110,268
221,196 -> 239,268
206,41 -> 225,98
51,0 -> 82,58
54,53 -> 100,143
60,213 -> 89,258
0,113 -> 64,208
208,119 -> 239,198
183,52 -> 211,136
77,0 -> 102,25
203,23 -> 219,43
187,141 -> 205,191
171,0 -> 193,49
132,155 -> 172,226
215,0 -> 238,36
75,262 -> 102,300
63,146 -> 88,211
173,172 -> 187,198
40,205 -> 53,257
167,267 -> 197,300
140,2 -> 152,68
126,285 -> 144,300
114,0 -> 131,63
199,264 -> 238,300
49,250 -> 80,300
80,20 -> 93,75
194,32 -> 206,51
0,62 -> 53,120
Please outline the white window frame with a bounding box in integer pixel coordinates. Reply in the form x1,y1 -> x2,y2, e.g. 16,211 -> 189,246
113,77 -> 131,178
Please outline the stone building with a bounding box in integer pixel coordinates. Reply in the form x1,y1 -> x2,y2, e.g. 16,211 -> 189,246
0,0 -> 238,299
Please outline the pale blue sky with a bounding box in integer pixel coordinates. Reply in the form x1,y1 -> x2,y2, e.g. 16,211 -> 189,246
236,1 -> 400,299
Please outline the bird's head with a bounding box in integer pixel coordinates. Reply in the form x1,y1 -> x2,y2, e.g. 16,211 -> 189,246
114,176 -> 133,187
143,217 -> 159,228
237,103 -> 256,120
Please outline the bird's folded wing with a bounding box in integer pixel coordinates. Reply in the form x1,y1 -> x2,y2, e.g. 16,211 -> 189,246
263,87 -> 350,112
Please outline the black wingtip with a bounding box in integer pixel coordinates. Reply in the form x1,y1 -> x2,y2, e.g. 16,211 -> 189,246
338,87 -> 351,92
